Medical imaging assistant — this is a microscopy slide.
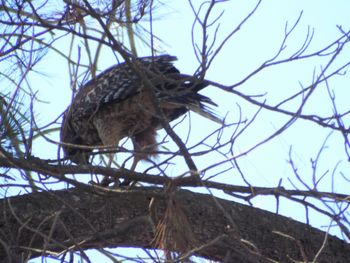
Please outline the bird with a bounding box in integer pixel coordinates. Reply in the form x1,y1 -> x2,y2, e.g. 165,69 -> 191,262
60,55 -> 221,168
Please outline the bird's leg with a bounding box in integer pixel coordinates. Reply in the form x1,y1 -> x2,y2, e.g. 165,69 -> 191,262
101,151 -> 118,184
97,133 -> 122,186
107,152 -> 114,167
120,140 -> 142,186
121,128 -> 157,186
120,155 -> 140,187
100,152 -> 117,187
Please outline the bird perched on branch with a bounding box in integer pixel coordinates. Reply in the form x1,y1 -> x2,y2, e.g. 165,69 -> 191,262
60,55 -> 221,166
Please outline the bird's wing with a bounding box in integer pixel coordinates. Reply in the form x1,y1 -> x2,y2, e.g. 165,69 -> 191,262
76,55 -> 179,109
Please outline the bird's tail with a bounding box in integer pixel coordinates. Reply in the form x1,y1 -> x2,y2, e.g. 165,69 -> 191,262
176,76 -> 223,124
187,93 -> 223,124
163,82 -> 223,124
156,73 -> 223,124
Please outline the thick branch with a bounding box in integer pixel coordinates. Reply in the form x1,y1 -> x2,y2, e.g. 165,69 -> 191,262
0,187 -> 349,262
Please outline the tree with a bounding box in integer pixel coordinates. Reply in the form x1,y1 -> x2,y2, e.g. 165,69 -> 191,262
1,0 -> 350,262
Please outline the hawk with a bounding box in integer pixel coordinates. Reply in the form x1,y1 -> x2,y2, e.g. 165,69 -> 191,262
60,55 -> 221,165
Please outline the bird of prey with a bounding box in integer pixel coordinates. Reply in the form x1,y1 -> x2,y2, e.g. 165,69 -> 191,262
60,55 -> 221,166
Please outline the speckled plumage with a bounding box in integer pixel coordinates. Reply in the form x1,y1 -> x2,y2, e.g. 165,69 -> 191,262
60,55 -> 220,164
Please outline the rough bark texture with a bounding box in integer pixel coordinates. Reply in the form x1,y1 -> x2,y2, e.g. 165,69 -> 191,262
0,187 -> 349,262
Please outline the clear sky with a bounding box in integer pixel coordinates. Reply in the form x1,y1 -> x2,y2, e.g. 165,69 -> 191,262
10,0 -> 349,262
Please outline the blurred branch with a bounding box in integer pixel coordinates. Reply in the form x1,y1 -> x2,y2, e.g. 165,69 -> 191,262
0,155 -> 348,203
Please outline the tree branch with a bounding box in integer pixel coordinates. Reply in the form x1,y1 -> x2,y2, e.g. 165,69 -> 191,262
0,187 -> 349,262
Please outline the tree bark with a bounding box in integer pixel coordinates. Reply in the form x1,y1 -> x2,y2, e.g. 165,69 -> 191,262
0,187 -> 349,262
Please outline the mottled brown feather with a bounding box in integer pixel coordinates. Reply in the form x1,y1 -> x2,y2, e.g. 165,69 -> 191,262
60,55 -> 220,164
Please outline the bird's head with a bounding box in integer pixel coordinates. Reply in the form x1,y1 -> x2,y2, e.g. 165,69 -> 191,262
60,109 -> 91,165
